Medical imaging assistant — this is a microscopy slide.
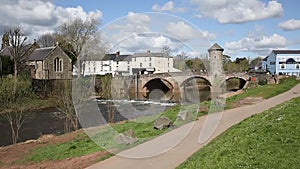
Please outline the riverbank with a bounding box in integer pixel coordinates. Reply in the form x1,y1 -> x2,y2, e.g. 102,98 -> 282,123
0,77 -> 298,169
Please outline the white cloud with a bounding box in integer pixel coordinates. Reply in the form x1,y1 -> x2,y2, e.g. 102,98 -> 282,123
191,0 -> 283,23
0,0 -> 102,42
279,19 -> 300,31
165,21 -> 216,41
115,33 -> 182,53
152,1 -> 185,13
105,13 -> 212,55
225,34 -> 287,55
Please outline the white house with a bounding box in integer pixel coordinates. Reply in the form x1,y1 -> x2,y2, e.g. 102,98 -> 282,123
263,50 -> 300,76
131,51 -> 181,75
80,51 -> 181,76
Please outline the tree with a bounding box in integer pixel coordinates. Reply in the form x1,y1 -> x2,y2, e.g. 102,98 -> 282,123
37,33 -> 56,47
6,26 -> 34,78
59,17 -> 99,76
0,55 -> 13,76
162,45 -> 171,56
185,58 -> 205,72
55,80 -> 78,132
4,110 -> 29,144
1,32 -> 9,49
250,57 -> 262,67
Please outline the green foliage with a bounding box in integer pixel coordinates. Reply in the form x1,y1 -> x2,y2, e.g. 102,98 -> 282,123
177,97 -> 300,169
0,77 -> 34,107
185,58 -> 206,72
95,74 -> 113,99
224,57 -> 249,73
0,55 -> 14,75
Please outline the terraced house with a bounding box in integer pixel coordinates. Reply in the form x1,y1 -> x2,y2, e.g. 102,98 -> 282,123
263,50 -> 300,76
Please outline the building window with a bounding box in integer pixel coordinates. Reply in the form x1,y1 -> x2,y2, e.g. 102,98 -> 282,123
149,63 -> 152,67
168,63 -> 170,67
127,61 -> 130,64
149,57 -> 152,61
54,58 -> 63,72
140,63 -> 142,67
116,61 -> 119,65
296,64 -> 300,69
127,66 -> 130,71
280,64 -> 286,69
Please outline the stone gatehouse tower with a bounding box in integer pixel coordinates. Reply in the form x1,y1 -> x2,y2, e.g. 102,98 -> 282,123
208,43 -> 224,77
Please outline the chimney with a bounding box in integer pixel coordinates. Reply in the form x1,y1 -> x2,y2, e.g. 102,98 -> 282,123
116,51 -> 120,56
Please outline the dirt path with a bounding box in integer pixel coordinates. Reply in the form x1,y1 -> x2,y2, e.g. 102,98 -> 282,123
87,84 -> 300,169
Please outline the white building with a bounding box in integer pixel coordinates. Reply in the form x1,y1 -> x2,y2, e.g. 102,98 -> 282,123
80,51 -> 181,76
262,50 -> 300,76
131,52 -> 181,75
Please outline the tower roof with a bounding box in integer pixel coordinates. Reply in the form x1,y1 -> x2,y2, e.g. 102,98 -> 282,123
208,43 -> 224,52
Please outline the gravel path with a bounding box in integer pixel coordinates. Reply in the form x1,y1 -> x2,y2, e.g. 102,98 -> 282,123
87,84 -> 300,169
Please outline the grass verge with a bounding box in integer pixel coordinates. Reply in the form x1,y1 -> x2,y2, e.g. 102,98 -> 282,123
177,97 -> 300,169
23,133 -> 103,163
226,77 -> 299,109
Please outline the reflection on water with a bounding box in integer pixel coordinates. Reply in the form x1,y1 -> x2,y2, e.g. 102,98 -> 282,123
0,100 -> 177,146
0,107 -> 64,146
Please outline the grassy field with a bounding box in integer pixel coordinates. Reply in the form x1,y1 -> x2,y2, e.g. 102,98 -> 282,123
177,97 -> 300,169
22,77 -> 299,163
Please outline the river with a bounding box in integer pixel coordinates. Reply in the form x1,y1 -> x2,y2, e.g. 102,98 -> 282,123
0,100 -> 177,146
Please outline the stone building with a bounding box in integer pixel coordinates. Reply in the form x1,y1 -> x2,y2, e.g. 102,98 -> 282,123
27,46 -> 72,79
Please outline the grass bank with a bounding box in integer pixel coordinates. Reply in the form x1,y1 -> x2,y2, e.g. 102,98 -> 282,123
177,97 -> 300,169
226,77 -> 299,109
20,77 -> 299,164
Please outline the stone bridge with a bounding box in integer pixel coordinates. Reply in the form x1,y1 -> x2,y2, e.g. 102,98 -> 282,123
134,72 -> 250,101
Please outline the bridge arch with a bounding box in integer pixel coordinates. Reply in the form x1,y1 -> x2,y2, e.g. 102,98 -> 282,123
180,76 -> 211,87
223,77 -> 248,91
142,78 -> 174,100
180,76 -> 211,102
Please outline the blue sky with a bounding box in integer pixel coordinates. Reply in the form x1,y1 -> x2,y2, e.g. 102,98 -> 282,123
1,0 -> 300,60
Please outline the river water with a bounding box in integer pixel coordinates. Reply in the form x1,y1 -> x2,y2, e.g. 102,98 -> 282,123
0,100 -> 177,146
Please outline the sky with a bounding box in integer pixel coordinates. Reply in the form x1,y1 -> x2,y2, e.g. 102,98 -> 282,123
1,0 -> 300,60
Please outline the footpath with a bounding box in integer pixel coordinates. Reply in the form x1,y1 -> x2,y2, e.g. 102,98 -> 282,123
87,84 -> 300,169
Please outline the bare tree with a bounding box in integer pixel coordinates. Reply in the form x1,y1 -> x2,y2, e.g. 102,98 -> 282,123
59,17 -> 99,76
55,80 -> 79,132
6,26 -> 31,79
4,109 -> 27,144
162,45 -> 171,56
37,33 -> 56,47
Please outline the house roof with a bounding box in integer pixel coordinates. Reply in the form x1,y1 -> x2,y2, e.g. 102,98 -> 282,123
28,46 -> 56,61
0,44 -> 34,59
132,52 -> 172,58
273,50 -> 300,55
114,55 -> 132,61
83,53 -> 132,61
208,43 -> 224,52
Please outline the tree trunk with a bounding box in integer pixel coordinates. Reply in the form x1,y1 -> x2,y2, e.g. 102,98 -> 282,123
14,59 -> 18,79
